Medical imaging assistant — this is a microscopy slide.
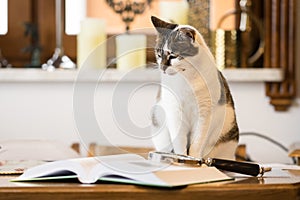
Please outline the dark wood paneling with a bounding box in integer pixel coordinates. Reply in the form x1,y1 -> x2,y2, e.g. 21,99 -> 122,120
0,0 -> 32,67
264,0 -> 296,111
36,0 -> 76,66
36,0 -> 56,65
0,0 -> 76,67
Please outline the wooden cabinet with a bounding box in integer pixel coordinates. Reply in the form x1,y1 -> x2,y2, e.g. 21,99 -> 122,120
0,0 -> 32,66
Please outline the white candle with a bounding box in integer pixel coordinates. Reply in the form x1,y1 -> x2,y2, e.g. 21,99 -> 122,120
116,34 -> 147,70
159,0 -> 189,24
77,18 -> 106,68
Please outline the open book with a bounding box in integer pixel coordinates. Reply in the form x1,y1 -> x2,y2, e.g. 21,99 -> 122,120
12,154 -> 232,187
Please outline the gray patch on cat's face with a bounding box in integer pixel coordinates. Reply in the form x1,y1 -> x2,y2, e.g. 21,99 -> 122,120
155,28 -> 199,74
168,28 -> 199,57
151,16 -> 199,74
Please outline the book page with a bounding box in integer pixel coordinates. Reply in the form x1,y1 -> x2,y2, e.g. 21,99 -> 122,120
155,166 -> 232,186
13,159 -> 82,181
13,154 -> 148,183
91,159 -> 232,187
92,159 -> 169,186
13,154 -> 232,187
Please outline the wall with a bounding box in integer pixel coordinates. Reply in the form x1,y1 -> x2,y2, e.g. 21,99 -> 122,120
0,80 -> 159,156
230,83 -> 300,164
0,71 -> 298,164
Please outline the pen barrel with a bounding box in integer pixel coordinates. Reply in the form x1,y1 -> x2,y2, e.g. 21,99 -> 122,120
209,158 -> 261,176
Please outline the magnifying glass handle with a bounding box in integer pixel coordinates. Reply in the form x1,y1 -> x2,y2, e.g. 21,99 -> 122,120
206,158 -> 264,176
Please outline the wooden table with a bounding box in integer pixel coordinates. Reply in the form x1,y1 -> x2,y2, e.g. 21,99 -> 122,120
0,171 -> 300,200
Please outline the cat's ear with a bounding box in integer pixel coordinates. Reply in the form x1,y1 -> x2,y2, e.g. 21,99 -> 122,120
151,16 -> 178,34
178,27 -> 196,43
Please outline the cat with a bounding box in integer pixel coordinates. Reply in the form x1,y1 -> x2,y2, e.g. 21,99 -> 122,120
150,16 -> 239,160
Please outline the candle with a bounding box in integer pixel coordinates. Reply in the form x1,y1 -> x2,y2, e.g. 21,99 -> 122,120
159,0 -> 189,24
77,18 -> 106,68
116,34 -> 147,70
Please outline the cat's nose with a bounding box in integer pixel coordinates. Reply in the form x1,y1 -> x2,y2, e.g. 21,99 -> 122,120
161,65 -> 169,73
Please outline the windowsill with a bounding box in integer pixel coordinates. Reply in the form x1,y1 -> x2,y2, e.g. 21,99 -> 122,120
0,68 -> 284,83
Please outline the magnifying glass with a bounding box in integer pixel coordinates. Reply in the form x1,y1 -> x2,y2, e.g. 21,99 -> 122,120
148,151 -> 271,176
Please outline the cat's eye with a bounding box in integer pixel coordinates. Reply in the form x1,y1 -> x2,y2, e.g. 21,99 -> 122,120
169,53 -> 178,60
155,49 -> 162,58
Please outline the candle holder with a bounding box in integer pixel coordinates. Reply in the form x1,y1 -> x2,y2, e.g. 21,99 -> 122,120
106,0 -> 152,31
42,0 -> 76,71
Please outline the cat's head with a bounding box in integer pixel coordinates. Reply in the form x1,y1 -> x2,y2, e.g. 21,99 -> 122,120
151,16 -> 199,75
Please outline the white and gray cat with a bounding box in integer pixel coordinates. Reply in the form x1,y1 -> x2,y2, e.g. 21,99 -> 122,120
150,16 -> 239,160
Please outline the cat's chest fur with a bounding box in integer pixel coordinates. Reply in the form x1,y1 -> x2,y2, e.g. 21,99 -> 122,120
157,67 -> 237,159
160,72 -> 200,126
160,54 -> 222,112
